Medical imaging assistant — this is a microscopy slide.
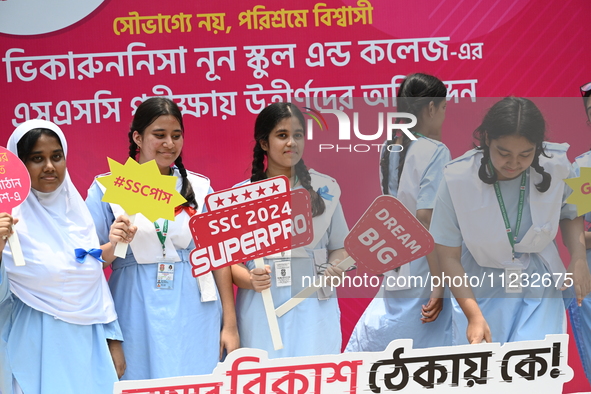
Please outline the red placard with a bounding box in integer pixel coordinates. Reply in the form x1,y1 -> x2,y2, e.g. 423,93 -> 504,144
344,195 -> 433,275
189,182 -> 313,277
0,147 -> 31,212
205,177 -> 290,212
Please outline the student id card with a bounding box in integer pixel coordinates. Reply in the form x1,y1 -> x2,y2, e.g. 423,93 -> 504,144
274,259 -> 292,287
156,258 -> 175,290
504,259 -> 523,294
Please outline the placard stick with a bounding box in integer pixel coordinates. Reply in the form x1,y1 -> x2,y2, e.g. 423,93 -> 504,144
275,256 -> 356,317
114,214 -> 136,259
255,257 -> 283,350
8,231 -> 25,266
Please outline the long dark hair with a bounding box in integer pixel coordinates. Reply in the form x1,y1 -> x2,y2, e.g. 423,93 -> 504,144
380,73 -> 447,195
474,97 -> 551,192
251,102 -> 326,217
128,97 -> 197,208
17,128 -> 62,161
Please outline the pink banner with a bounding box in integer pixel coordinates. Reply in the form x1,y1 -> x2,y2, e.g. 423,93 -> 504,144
1,1 -> 591,391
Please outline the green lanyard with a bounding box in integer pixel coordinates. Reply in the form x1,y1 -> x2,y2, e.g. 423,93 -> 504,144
154,220 -> 169,258
413,132 -> 426,139
489,161 -> 526,260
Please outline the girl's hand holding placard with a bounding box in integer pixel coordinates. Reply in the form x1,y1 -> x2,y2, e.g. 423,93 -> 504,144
0,213 -> 18,251
323,260 -> 345,280
249,265 -> 272,293
0,146 -> 31,266
108,215 -> 138,247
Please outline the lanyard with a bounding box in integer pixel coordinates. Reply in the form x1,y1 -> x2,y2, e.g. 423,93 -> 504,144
154,220 -> 169,258
489,161 -> 526,259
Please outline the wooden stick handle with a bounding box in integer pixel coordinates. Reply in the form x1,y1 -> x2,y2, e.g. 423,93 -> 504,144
8,230 -> 25,266
275,256 -> 355,317
254,258 -> 283,350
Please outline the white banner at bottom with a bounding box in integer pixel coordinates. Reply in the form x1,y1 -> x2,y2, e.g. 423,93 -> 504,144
113,334 -> 573,394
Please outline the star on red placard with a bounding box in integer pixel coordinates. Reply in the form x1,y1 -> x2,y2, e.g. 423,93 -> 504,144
228,193 -> 239,204
269,183 -> 280,193
214,196 -> 225,207
242,189 -> 253,200
256,186 -> 267,197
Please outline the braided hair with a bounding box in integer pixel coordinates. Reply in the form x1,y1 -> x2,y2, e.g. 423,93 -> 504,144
380,73 -> 447,195
474,97 -> 551,192
251,102 -> 326,217
128,97 -> 197,208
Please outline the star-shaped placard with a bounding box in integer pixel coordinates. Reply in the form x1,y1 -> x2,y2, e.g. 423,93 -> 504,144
97,157 -> 186,222
565,166 -> 591,216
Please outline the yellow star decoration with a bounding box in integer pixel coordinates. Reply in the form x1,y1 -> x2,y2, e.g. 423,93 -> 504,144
564,166 -> 591,217
97,157 -> 186,222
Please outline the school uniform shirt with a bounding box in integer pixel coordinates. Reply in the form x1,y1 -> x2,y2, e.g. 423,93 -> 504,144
86,169 -> 223,380
430,143 -> 576,345
235,170 -> 348,358
1,119 -> 120,394
346,136 -> 453,352
567,150 -> 591,385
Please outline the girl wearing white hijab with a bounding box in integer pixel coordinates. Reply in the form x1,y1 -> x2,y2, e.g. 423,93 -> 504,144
0,119 -> 123,394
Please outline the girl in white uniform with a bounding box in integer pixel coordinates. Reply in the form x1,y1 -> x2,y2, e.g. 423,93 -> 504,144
1,119 -> 122,394
567,82 -> 591,384
430,97 -> 591,345
232,102 -> 349,358
86,97 -> 239,379
346,73 -> 453,351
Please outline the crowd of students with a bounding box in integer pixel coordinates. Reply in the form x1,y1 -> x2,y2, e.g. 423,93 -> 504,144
1,74 -> 591,393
